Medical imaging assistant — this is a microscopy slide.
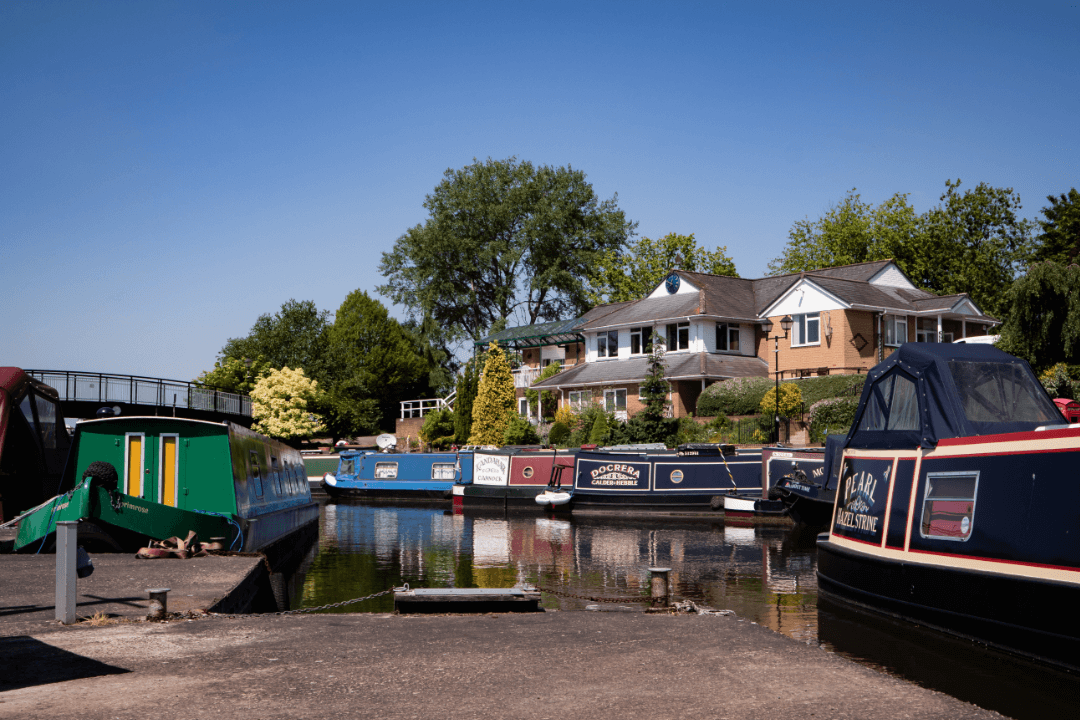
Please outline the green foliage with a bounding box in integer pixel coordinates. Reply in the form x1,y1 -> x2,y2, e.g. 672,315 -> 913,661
672,417 -> 711,446
378,156 -> 636,349
468,342 -> 516,446
548,421 -> 571,446
760,383 -> 803,420
808,398 -> 860,443
768,181 -> 1037,320
997,261 -> 1080,371
325,290 -> 436,436
630,339 -> 675,443
588,411 -> 610,444
420,409 -> 456,450
1032,188 -> 1080,265
707,415 -> 766,445
791,374 -> 867,406
587,232 -> 738,304
696,377 -> 774,417
525,362 -> 561,419
221,299 -> 332,383
453,358 -> 480,444
194,355 -> 271,395
503,413 -> 540,446
250,367 -> 323,442
1039,363 -> 1078,400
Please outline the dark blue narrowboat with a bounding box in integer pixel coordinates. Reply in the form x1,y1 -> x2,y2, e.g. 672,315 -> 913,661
814,342 -> 1080,670
770,437 -> 842,526
536,445 -> 765,514
322,450 -> 473,501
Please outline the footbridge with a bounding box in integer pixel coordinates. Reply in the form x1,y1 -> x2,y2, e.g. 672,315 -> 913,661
26,370 -> 253,426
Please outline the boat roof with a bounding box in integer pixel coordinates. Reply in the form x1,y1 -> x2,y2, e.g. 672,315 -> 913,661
846,342 -> 1066,450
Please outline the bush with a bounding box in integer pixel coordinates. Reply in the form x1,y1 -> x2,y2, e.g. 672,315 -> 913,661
808,397 -> 860,443
420,408 -> 456,450
792,374 -> 867,406
553,404 -> 576,427
1040,363 -> 1078,400
548,421 -> 571,446
588,412 -> 610,444
672,417 -> 711,446
503,412 -> 540,446
696,377 -> 773,417
759,383 -> 804,419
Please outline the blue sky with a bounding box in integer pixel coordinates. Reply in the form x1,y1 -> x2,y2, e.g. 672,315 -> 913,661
3,1 -> 1077,380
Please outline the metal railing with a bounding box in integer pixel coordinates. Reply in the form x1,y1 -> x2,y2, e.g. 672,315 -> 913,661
513,366 -> 541,388
26,370 -> 252,418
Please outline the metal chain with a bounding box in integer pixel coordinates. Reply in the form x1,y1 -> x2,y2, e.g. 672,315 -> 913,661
534,584 -> 650,604
207,584 -> 408,618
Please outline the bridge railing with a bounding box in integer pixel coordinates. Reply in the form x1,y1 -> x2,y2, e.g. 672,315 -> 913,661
26,370 -> 252,418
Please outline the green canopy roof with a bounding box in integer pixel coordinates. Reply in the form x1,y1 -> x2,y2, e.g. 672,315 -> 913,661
474,317 -> 585,349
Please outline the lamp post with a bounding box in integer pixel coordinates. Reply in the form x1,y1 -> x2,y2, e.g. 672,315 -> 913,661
761,315 -> 794,444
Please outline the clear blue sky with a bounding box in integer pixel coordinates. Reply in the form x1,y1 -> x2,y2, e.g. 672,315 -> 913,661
3,1 -> 1077,381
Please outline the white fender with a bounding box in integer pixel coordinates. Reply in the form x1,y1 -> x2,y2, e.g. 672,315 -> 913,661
323,473 -> 337,487
535,490 -> 572,506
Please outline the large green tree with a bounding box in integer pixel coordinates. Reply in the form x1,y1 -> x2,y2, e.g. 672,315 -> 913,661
218,299 -> 332,384
997,261 -> 1080,371
379,157 -> 636,349
1032,188 -> 1080,265
325,290 -> 437,436
587,232 -> 739,305
468,342 -> 516,446
767,181 -> 1036,320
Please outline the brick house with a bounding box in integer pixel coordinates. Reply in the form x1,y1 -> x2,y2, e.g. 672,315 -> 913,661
479,260 -> 998,421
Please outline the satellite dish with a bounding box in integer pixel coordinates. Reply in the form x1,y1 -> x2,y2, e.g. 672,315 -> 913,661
112,405 -> 122,416
376,434 -> 398,451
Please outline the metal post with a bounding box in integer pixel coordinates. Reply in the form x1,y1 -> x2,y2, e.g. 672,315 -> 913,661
147,588 -> 171,620
55,521 -> 78,624
649,567 -> 672,608
774,336 -> 780,444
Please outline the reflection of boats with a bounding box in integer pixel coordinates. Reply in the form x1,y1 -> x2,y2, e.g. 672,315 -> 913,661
13,417 -> 318,566
770,437 -> 841,527
0,368 -> 72,523
815,343 -> 1080,670
549,445 -> 767,514
322,450 -> 473,501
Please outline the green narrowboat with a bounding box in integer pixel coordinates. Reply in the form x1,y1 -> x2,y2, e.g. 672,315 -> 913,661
14,417 -> 319,557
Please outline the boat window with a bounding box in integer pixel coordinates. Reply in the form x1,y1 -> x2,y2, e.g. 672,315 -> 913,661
522,466 -> 534,479
270,456 -> 282,494
920,471 -> 978,541
949,361 -> 1064,426
859,372 -> 920,432
32,393 -> 58,449
339,457 -> 356,475
19,394 -> 37,437
250,451 -> 264,496
374,462 -> 398,479
431,462 -> 456,480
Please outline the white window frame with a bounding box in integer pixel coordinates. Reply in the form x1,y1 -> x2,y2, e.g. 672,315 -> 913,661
568,390 -> 588,410
518,397 -> 529,416
716,322 -> 740,353
630,326 -> 652,355
374,462 -> 398,479
791,313 -> 821,347
604,388 -> 627,413
666,322 -> 689,352
884,315 -> 908,347
596,330 -> 618,358
431,462 -> 457,480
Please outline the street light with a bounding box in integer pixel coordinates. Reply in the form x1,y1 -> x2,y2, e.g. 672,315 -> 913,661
761,315 -> 794,444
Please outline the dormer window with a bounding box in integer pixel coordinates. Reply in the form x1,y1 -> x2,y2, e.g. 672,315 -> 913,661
716,323 -> 740,352
596,330 -> 618,358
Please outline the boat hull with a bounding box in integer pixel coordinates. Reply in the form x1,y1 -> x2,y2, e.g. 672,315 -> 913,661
818,537 -> 1080,671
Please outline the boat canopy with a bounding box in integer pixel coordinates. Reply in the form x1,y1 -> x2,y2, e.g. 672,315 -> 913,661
846,343 -> 1065,450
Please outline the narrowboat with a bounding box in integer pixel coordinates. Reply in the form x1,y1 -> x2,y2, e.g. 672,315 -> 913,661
452,449 -> 575,511
769,436 -> 843,527
0,368 -> 72,523
13,417 -> 319,564
536,444 -> 766,514
321,450 -> 473,502
814,342 -> 1080,670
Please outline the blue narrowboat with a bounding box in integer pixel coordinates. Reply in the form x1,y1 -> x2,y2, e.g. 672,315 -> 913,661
322,450 -> 473,501
814,342 -> 1080,670
535,445 -> 767,514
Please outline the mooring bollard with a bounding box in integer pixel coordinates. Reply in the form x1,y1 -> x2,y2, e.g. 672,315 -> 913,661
147,588 -> 171,620
55,521 -> 78,624
648,567 -> 672,608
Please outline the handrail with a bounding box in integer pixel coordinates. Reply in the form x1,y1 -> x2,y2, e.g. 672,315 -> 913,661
25,369 -> 252,418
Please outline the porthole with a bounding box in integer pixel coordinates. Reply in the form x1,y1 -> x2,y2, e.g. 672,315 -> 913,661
523,466 -> 534,479
670,470 -> 684,484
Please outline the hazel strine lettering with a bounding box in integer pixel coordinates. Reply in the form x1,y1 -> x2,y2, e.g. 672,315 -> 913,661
835,509 -> 879,533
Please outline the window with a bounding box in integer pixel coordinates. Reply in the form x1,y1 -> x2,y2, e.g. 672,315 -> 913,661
339,457 -> 356,476
666,322 -> 689,351
716,323 -> 740,352
271,455 -> 282,494
948,360 -> 1065,426
432,462 -> 456,480
249,450 -> 264,497
518,397 -> 529,416
568,391 -> 588,410
884,315 -> 907,347
916,318 -> 938,343
596,330 -> 618,358
791,313 -> 820,346
920,472 -> 979,541
630,326 -> 653,355
604,388 -> 627,413
858,371 -> 920,431
374,462 -> 398,479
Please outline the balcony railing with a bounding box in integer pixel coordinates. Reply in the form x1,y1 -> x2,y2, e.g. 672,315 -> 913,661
513,366 -> 541,388
26,370 -> 252,417
399,390 -> 456,419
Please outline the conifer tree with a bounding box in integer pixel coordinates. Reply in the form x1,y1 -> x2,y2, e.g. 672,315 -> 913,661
467,342 -> 516,446
453,356 -> 479,443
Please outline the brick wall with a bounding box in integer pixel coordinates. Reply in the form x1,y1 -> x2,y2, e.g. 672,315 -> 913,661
758,310 -> 880,380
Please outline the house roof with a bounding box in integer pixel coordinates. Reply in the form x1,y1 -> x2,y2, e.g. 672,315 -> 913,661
531,352 -> 768,389
474,301 -> 634,347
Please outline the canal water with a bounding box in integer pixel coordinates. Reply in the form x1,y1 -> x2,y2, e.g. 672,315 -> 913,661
291,502 -> 1080,720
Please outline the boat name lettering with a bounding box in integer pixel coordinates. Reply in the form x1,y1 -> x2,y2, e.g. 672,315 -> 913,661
843,470 -> 880,511
772,452 -> 793,458
835,509 -> 879,533
590,464 -> 640,480
121,502 -> 149,514
54,502 -> 69,512
811,467 -> 824,478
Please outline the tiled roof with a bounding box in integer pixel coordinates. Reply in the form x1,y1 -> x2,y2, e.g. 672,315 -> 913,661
531,352 -> 768,388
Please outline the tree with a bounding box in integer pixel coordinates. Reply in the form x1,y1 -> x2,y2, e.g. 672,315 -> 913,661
1033,188 -> 1080,265
420,408 -> 456,450
589,233 -> 739,304
628,338 -> 675,443
997,261 -> 1080,371
767,181 -> 1036,320
503,413 -> 540,446
453,357 -> 480,444
250,367 -> 322,442
220,300 -> 332,383
467,342 -> 516,446
194,356 -> 272,395
379,157 -> 636,350
326,290 -> 436,435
